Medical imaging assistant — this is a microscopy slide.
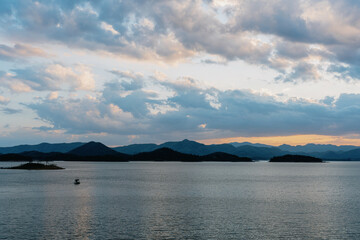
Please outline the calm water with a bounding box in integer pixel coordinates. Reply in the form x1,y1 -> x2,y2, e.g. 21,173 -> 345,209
1,161 -> 360,240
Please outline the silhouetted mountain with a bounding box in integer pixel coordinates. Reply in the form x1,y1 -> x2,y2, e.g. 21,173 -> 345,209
132,148 -> 252,162
68,141 -> 119,156
278,143 -> 359,153
159,139 -> 211,155
270,154 -> 323,162
0,153 -> 32,161
19,151 -> 72,161
2,140 -> 360,161
0,142 -> 84,154
133,147 -> 199,161
0,151 -> 130,162
200,152 -> 252,162
113,143 -> 158,154
115,139 -> 239,156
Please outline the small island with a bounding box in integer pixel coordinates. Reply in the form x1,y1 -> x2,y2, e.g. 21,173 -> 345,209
1,162 -> 64,170
269,154 -> 323,163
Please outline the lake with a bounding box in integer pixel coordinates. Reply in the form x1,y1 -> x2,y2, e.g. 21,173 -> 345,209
1,161 -> 360,239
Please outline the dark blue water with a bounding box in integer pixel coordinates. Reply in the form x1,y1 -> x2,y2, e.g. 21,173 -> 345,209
1,161 -> 360,239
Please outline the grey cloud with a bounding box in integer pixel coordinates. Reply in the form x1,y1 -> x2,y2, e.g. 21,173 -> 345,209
277,62 -> 321,83
2,107 -> 22,114
328,64 -> 360,81
234,1 -> 311,42
103,79 -> 159,117
201,59 -> 227,65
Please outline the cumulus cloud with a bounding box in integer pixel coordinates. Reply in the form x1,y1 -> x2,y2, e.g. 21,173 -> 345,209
26,73 -> 360,140
0,64 -> 95,92
28,97 -> 144,135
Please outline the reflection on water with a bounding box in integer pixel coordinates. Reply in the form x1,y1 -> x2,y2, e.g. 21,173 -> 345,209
1,161 -> 360,239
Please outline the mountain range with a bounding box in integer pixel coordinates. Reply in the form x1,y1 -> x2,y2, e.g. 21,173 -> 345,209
0,142 -> 252,162
1,139 -> 360,160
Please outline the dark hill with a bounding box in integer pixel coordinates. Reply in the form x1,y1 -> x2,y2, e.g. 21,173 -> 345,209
200,152 -> 252,162
159,139 -> 210,155
270,155 -> 323,162
115,139 -> 239,156
133,147 -> 199,161
1,162 -> 64,170
68,141 -> 119,156
0,153 -> 32,161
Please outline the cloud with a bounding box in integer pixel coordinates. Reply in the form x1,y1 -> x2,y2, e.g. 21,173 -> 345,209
0,95 -> 10,105
0,43 -> 49,61
277,62 -> 322,83
27,97 -> 143,135
108,70 -> 145,91
26,73 -> 360,141
0,64 -> 95,92
1,1 -> 360,82
2,107 -> 22,114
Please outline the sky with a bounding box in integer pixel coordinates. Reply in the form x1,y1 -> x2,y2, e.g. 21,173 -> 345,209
1,0 -> 360,147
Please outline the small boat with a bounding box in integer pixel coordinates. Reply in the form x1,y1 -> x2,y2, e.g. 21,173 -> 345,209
74,178 -> 80,185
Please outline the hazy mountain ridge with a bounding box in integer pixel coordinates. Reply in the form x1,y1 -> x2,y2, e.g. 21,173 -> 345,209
1,140 -> 360,160
278,143 -> 359,153
0,142 -> 84,154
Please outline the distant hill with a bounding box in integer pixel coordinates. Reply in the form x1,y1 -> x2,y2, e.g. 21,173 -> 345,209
68,141 -> 119,156
233,145 -> 286,160
2,139 -> 360,161
115,139 -> 239,156
230,142 -> 273,148
316,148 -> 360,160
278,143 -> 359,153
113,143 -> 158,155
133,147 -> 199,161
0,148 -> 252,162
132,148 -> 252,162
159,139 -> 211,155
0,142 -> 84,154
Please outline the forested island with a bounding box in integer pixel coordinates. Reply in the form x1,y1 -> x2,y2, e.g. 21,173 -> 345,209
1,162 -> 64,170
270,155 -> 323,162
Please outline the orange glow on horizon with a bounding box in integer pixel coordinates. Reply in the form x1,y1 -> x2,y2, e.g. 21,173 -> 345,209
198,134 -> 360,146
